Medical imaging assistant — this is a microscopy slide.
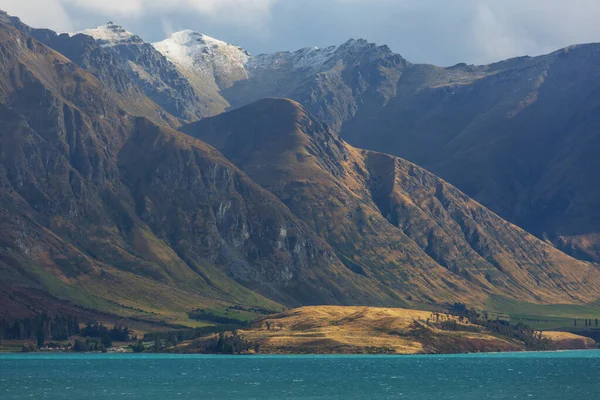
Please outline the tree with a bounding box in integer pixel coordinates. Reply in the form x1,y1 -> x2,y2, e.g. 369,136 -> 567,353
131,340 -> 144,353
73,339 -> 89,352
101,332 -> 112,348
36,327 -> 46,348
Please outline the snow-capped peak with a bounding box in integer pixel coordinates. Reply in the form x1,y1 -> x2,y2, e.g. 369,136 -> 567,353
152,30 -> 250,89
70,22 -> 144,47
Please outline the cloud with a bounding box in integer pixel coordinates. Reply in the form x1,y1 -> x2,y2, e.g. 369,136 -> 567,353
61,0 -> 277,23
2,0 -> 73,31
464,0 -> 600,63
2,0 -> 600,65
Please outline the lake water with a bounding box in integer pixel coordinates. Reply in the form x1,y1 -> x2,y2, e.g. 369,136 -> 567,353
1,351 -> 599,399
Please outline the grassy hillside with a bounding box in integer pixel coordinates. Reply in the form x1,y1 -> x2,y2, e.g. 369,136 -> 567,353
176,306 -> 596,354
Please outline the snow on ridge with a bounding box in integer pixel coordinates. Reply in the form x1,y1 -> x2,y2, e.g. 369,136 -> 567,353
153,30 -> 250,81
153,31 -> 376,80
70,22 -> 143,47
249,45 -> 337,71
248,39 -> 379,72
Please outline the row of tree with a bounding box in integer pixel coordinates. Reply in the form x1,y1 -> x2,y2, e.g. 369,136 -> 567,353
0,315 -> 137,349
80,323 -> 136,344
201,331 -> 258,354
0,314 -> 81,347
574,319 -> 599,328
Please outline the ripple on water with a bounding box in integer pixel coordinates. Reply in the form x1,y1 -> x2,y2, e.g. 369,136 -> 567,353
0,351 -> 599,399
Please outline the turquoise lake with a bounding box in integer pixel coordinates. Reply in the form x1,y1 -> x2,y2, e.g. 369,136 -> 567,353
1,351 -> 599,399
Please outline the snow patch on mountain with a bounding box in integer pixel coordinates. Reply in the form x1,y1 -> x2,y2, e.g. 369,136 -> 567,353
248,39 -> 380,72
71,22 -> 144,47
153,30 -> 250,89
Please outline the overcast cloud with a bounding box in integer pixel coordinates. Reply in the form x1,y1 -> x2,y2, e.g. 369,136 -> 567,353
2,0 -> 600,65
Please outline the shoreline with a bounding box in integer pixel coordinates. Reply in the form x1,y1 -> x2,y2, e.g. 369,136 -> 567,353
2,348 -> 599,357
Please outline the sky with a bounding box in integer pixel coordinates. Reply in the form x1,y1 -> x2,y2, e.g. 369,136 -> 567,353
2,0 -> 600,66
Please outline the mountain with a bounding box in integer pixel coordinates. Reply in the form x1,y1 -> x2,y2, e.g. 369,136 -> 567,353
0,20 -> 398,321
224,39 -> 408,132
70,23 -> 209,121
153,30 -> 249,116
0,12 -> 181,128
182,98 -> 600,308
151,30 -> 408,132
152,25 -> 600,264
337,45 -> 600,263
2,12 -> 600,326
162,27 -> 600,265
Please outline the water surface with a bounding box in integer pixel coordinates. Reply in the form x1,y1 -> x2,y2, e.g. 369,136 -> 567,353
1,351 -> 599,399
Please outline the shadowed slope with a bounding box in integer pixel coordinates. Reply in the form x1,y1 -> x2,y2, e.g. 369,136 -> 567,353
340,45 -> 600,263
183,99 -> 600,307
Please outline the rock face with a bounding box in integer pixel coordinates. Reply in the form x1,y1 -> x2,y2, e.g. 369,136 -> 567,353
156,25 -> 600,265
182,99 -> 600,306
152,32 -> 408,131
154,30 -> 250,90
153,30 -> 250,118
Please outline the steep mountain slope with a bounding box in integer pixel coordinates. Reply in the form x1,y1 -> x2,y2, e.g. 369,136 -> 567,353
0,22 -> 402,321
339,45 -> 600,262
152,32 -> 408,132
0,12 -> 179,128
3,11 -> 600,323
182,99 -> 600,308
172,29 -> 600,265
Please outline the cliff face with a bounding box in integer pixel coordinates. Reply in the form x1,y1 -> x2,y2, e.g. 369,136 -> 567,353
220,40 -> 408,132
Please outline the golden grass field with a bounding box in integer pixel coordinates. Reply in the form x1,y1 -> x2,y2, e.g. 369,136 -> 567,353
231,306 -> 596,354
541,331 -> 596,349
230,306 -> 499,354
